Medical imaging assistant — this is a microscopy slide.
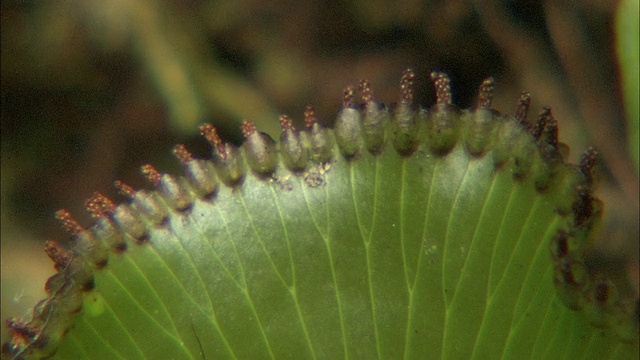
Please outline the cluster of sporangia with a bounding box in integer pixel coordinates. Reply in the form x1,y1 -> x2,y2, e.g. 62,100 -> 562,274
3,69 -> 637,358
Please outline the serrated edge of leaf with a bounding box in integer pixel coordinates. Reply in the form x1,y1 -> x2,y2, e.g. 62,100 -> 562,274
3,70 -> 637,359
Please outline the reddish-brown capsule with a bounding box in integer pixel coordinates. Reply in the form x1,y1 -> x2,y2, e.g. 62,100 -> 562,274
242,121 -> 278,176
426,72 -> 460,155
112,204 -> 149,243
463,78 -> 500,157
173,144 -> 218,199
305,106 -> 335,163
359,79 -> 388,155
392,69 -> 421,156
334,86 -> 364,158
45,240 -> 71,272
141,164 -> 193,212
279,115 -> 308,171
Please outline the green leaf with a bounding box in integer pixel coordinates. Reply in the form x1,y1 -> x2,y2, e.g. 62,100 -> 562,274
4,73 -> 637,359
616,0 -> 640,174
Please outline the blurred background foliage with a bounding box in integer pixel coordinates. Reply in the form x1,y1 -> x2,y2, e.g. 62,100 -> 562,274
1,0 -> 638,343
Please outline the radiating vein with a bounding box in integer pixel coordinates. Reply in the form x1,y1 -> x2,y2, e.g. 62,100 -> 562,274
445,168 -> 497,359
238,193 -> 291,288
439,158 -> 472,359
165,224 -> 216,314
137,233 -> 212,315
527,284 -> 559,357
490,195 -> 542,301
448,171 -> 497,299
501,266 -> 553,358
471,190 -> 539,357
485,180 -> 518,297
399,158 -> 411,359
300,178 -> 349,358
215,205 -> 276,360
142,228 -> 216,319
300,179 -> 328,239
268,186 -> 317,360
188,202 -> 247,291
113,242 -> 181,335
416,158 -> 441,355
181,209 -> 239,358
118,251 -> 181,333
103,269 -> 190,350
65,335 -> 93,360
350,163 -> 382,359
467,174 -> 513,358
508,216 -> 560,329
399,159 -> 410,290
76,317 -> 129,360
97,282 -> 151,359
440,157 -> 471,308
403,216 -> 429,359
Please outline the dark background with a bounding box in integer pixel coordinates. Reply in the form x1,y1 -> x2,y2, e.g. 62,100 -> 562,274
2,0 -> 637,342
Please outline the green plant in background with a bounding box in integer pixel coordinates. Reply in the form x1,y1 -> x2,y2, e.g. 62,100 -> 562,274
2,71 -> 638,359
1,1 -> 638,359
616,0 -> 639,174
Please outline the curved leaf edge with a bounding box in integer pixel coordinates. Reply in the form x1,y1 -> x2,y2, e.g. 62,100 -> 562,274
2,70 -> 637,359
